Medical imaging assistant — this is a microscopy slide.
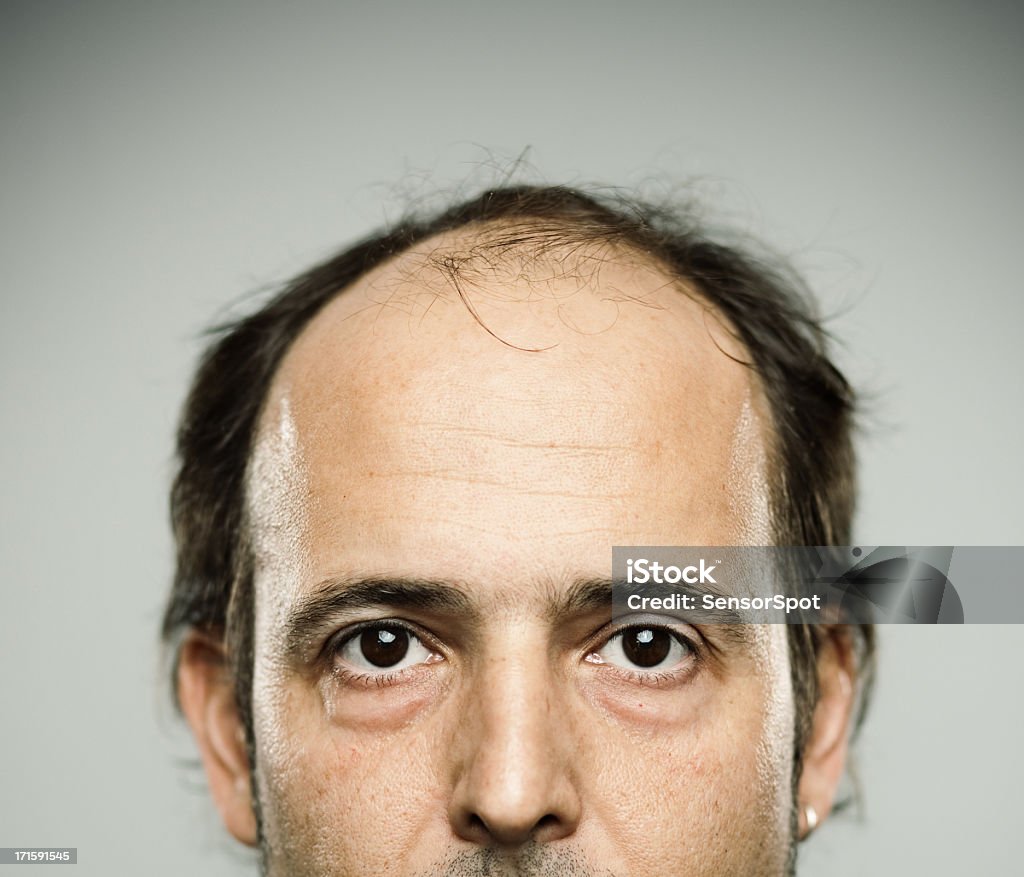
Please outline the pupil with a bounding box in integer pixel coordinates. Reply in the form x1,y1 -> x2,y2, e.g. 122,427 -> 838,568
623,628 -> 671,667
359,626 -> 410,667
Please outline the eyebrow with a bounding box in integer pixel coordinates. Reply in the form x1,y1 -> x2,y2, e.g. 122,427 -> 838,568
283,576 -> 475,662
281,574 -> 754,663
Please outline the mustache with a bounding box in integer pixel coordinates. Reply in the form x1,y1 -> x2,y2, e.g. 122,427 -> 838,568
421,844 -> 614,877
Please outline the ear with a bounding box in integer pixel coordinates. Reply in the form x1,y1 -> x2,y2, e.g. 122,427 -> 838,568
796,627 -> 857,839
177,630 -> 259,846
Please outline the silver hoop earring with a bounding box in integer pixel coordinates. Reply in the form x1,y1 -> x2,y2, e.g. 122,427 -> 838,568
803,804 -> 819,837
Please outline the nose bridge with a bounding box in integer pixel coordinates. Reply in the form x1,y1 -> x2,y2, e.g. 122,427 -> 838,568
477,637 -> 555,775
450,627 -> 580,846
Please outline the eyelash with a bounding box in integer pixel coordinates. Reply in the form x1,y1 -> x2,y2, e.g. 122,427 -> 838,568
322,619 -> 703,690
587,622 -> 703,687
325,620 -> 444,689
336,667 -> 408,689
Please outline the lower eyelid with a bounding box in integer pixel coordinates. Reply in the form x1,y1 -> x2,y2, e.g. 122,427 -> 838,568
329,658 -> 440,691
603,659 -> 700,689
333,666 -> 406,687
584,626 -> 702,684
329,630 -> 446,689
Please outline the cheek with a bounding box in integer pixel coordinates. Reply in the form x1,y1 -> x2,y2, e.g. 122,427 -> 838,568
253,681 -> 452,873
578,672 -> 794,873
751,626 -> 798,836
592,714 -> 780,818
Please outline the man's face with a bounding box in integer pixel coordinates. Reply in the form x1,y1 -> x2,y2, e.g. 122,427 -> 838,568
241,235 -> 796,876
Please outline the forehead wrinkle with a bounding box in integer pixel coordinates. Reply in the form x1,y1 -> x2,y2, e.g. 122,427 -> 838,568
366,411 -> 644,492
260,227 -> 777,574
361,467 -> 634,502
285,328 -> 750,448
407,420 -> 636,452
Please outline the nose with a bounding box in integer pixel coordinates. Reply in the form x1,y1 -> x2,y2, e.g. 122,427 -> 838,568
449,645 -> 582,848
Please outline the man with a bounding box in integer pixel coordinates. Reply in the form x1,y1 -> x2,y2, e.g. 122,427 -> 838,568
163,185 -> 874,876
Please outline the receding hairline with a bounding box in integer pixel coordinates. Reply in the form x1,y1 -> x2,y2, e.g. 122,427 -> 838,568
324,216 -> 733,326
258,214 -> 765,407
248,214 -> 782,547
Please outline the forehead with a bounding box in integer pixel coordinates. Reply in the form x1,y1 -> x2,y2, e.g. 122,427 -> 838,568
249,226 -> 771,590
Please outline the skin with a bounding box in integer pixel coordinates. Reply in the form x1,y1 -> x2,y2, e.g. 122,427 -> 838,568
179,228 -> 855,876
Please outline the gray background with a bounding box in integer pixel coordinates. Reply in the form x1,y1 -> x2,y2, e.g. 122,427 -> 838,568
2,1 -> 1021,874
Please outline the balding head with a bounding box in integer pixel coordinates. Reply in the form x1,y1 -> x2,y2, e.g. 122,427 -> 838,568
257,224 -> 772,568
166,185 -> 869,877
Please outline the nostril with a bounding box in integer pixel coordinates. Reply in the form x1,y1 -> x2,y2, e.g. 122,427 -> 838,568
531,813 -> 568,843
534,814 -> 560,834
464,813 -> 491,843
462,810 -> 565,846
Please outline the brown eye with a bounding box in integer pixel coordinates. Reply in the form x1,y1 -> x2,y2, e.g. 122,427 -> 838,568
620,627 -> 672,667
593,625 -> 693,672
359,626 -> 410,667
335,624 -> 437,674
